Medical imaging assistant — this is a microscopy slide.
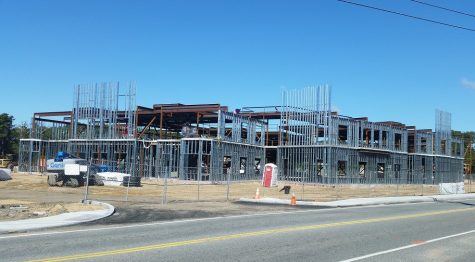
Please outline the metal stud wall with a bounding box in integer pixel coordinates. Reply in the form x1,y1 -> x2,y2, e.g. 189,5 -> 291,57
19,85 -> 464,185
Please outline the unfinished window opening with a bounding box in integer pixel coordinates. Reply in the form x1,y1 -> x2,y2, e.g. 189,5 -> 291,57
240,157 -> 247,175
382,131 -> 388,148
422,157 -> 426,174
317,160 -> 324,176
78,152 -> 86,160
100,153 -> 108,162
181,124 -> 198,138
203,141 -> 212,154
241,122 -> 249,143
255,128 -> 261,144
441,140 -> 447,154
283,159 -> 289,178
338,125 -> 348,144
337,160 -> 347,176
362,128 -> 371,146
374,131 -> 380,147
394,164 -> 400,178
115,151 -> 126,172
407,157 -> 413,183
317,126 -> 325,143
265,148 -> 277,164
91,152 -> 99,162
225,125 -> 233,140
201,155 -> 210,181
254,158 -> 261,175
359,162 -> 366,177
223,156 -> 231,176
186,154 -> 198,180
421,138 -> 427,153
358,127 -> 362,144
377,163 -> 385,179
408,132 -> 415,153
395,133 -> 402,150
451,142 -> 458,156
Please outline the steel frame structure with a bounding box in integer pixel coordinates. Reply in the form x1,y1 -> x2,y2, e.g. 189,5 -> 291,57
19,84 -> 464,185
277,86 -> 464,184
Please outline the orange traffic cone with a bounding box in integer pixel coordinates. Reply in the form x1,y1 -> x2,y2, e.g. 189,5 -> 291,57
255,188 -> 261,199
290,193 -> 297,206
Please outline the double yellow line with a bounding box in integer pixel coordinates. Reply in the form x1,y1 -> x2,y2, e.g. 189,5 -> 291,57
30,207 -> 475,262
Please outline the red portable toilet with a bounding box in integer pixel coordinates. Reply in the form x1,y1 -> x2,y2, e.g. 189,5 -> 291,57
262,163 -> 278,187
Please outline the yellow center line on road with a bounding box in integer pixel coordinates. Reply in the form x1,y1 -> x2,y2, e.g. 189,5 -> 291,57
29,207 -> 475,262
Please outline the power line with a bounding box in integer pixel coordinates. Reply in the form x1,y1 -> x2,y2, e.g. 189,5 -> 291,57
410,0 -> 475,19
336,0 -> 475,32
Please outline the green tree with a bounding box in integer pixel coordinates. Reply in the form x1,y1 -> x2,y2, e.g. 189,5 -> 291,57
11,121 -> 30,156
453,131 -> 475,175
14,122 -> 30,139
0,113 -> 15,157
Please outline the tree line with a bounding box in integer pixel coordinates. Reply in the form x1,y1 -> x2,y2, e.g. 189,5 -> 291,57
453,131 -> 475,174
0,113 -> 29,160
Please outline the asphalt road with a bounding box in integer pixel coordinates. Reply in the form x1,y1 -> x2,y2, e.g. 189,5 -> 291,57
2,200 -> 475,262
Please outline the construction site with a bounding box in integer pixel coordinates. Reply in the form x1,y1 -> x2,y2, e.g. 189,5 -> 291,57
18,83 -> 465,185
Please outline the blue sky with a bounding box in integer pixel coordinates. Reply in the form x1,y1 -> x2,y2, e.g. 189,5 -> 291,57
0,0 -> 474,131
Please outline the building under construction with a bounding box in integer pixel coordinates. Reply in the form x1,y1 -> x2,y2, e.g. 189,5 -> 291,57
19,83 -> 465,184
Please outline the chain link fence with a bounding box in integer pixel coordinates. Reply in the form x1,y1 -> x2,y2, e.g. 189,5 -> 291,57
73,171 -> 473,204
4,171 -> 472,206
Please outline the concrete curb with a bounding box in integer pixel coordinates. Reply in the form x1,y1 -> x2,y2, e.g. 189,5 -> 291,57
239,193 -> 475,208
0,200 -> 115,233
432,194 -> 475,202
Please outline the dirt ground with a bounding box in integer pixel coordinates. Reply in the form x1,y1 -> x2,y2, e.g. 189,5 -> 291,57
0,199 -> 104,221
1,173 -> 472,224
0,173 -> 450,202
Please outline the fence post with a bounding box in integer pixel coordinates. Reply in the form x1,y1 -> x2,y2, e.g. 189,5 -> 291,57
336,175 -> 340,201
421,171 -> 424,196
470,174 -> 472,194
396,170 -> 399,196
125,174 -> 130,202
197,171 -> 201,201
162,165 -> 168,205
83,157 -> 92,203
226,171 -> 231,201
368,171 -> 372,198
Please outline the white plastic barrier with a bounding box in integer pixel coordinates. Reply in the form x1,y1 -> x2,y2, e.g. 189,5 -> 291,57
439,182 -> 465,194
97,172 -> 131,186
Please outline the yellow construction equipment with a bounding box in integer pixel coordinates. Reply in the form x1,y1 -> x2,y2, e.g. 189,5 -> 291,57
0,154 -> 15,170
